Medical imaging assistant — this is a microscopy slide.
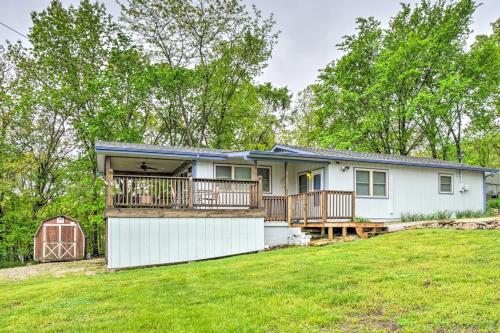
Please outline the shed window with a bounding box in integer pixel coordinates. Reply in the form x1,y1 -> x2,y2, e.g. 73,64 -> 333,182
355,169 -> 388,198
439,174 -> 453,194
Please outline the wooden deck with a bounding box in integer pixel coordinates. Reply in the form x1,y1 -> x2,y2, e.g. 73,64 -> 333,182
104,159 -> 362,229
263,191 -> 355,224
107,174 -> 263,210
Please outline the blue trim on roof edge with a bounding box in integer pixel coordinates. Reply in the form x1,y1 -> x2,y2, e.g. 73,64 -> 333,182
269,145 -> 495,172
95,146 -> 227,160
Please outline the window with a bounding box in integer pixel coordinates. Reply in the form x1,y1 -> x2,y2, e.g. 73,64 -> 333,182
215,164 -> 272,193
234,166 -> 251,180
215,165 -> 232,179
298,174 -> 308,193
257,167 -> 271,193
439,174 -> 453,194
355,169 -> 388,197
313,174 -> 321,191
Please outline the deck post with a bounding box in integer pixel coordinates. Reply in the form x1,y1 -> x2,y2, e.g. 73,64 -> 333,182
105,157 -> 113,208
351,191 -> 355,221
284,162 -> 289,196
303,193 -> 308,226
321,190 -> 327,225
188,177 -> 193,208
287,196 -> 292,226
342,226 -> 347,240
257,176 -> 263,208
328,227 -> 333,240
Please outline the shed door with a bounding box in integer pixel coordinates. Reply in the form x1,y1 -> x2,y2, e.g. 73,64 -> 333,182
42,224 -> 77,260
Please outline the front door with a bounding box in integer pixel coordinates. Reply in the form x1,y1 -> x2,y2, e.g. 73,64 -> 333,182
298,170 -> 323,193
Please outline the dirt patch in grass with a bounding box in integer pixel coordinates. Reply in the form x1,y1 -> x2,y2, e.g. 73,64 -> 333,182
0,258 -> 107,281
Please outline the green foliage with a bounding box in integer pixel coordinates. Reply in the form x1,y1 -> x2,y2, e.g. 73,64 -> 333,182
401,209 -> 495,221
290,1 -> 499,168
487,198 -> 500,210
455,209 -> 494,219
354,216 -> 369,223
0,230 -> 498,332
0,0 -> 288,262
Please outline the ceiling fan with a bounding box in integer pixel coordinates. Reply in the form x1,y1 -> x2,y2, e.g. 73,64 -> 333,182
140,162 -> 158,171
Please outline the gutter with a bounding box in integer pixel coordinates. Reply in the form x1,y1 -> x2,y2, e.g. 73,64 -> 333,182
265,147 -> 496,172
95,146 -> 228,160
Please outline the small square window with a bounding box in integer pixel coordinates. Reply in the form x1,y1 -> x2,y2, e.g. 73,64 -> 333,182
215,165 -> 232,179
439,174 -> 453,194
234,167 -> 252,180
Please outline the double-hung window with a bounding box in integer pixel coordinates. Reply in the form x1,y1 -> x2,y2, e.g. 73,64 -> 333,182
355,169 -> 388,198
439,174 -> 453,194
215,165 -> 272,193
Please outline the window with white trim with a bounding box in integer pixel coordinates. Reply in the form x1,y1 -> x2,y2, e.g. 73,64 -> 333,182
214,165 -> 272,193
439,174 -> 453,194
257,167 -> 271,193
355,169 -> 388,197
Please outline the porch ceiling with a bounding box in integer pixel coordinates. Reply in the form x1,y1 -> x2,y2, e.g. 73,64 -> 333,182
107,157 -> 187,174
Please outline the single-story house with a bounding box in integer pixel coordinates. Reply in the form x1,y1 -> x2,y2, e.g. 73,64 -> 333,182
96,141 -> 496,269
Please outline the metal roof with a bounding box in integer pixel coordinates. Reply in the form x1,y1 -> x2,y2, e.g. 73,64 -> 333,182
95,141 -> 235,159
94,141 -> 495,172
271,144 -> 496,172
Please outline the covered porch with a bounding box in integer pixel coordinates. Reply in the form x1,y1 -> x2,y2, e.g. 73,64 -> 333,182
97,142 -> 359,225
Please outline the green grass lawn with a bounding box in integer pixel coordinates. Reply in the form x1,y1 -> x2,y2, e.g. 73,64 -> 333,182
1,229 -> 499,332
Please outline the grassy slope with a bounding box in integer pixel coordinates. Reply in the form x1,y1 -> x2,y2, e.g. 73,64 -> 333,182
1,229 -> 499,333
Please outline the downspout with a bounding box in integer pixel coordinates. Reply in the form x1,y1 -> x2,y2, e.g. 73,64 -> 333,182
483,174 -> 486,212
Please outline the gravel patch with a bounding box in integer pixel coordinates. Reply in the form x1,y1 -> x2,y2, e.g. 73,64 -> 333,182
0,258 -> 107,281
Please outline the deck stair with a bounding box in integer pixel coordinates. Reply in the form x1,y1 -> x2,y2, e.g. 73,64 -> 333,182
302,228 -> 324,239
356,226 -> 388,238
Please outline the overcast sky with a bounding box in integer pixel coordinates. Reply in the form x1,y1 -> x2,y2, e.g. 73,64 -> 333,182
1,0 -> 498,94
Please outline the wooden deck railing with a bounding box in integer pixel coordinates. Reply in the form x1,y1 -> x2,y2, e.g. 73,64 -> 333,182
263,190 -> 355,223
109,175 -> 262,209
287,190 -> 355,225
106,171 -> 354,222
263,196 -> 288,221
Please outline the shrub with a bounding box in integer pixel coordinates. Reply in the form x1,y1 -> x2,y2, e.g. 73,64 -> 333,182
487,198 -> 500,210
455,209 -> 494,219
354,217 -> 369,223
400,210 -> 452,222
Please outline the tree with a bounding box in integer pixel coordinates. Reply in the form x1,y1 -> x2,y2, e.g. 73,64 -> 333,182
24,0 -> 152,255
299,0 -> 498,166
120,0 -> 289,149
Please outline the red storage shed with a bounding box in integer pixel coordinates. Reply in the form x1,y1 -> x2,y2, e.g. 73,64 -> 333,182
34,216 -> 86,262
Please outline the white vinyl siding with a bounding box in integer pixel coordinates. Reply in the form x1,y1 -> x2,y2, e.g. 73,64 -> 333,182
355,169 -> 388,198
107,217 -> 265,269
